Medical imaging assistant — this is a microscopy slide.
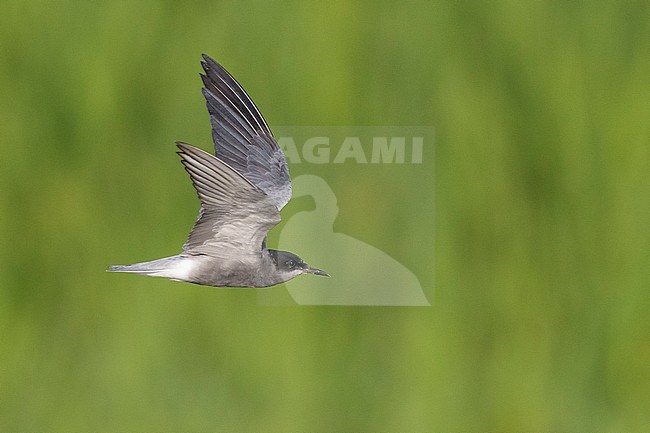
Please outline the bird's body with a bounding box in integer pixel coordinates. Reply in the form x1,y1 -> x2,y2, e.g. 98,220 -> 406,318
109,55 -> 328,287
110,251 -> 292,288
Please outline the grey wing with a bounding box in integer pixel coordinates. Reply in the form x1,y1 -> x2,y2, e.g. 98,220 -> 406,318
176,142 -> 281,257
200,54 -> 292,210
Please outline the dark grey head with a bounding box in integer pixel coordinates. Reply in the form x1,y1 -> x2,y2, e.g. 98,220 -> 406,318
269,250 -> 329,282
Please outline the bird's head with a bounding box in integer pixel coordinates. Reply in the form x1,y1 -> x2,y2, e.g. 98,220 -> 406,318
269,250 -> 329,282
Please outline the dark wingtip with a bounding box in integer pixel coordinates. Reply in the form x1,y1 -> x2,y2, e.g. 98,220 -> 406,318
201,54 -> 219,70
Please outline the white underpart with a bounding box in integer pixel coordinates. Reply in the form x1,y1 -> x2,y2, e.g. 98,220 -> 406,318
151,258 -> 197,281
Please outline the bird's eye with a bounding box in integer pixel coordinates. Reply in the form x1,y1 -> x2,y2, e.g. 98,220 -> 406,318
286,260 -> 295,268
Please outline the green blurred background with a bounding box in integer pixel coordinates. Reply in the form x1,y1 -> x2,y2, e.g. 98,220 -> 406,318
1,1 -> 649,431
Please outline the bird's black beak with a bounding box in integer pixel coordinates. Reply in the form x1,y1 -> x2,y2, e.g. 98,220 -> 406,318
303,266 -> 329,277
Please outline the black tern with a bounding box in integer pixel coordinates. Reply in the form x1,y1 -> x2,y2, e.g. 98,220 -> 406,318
109,54 -> 328,287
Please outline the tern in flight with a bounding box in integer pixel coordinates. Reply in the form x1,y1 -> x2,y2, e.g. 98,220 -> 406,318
109,55 -> 328,287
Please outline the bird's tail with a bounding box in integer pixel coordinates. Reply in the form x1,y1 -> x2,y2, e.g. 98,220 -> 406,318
107,256 -> 183,277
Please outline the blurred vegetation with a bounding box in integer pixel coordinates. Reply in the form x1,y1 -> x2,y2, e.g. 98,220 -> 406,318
1,0 -> 649,431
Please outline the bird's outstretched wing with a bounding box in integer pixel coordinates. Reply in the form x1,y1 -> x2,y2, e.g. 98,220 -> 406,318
200,54 -> 292,210
176,142 -> 281,257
